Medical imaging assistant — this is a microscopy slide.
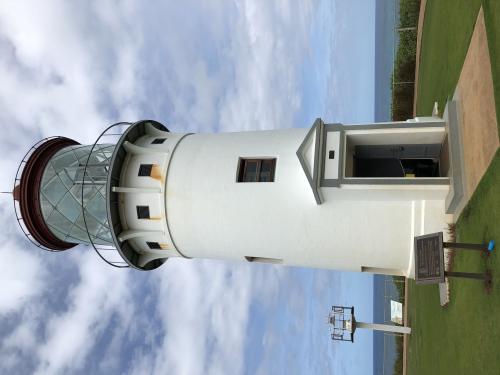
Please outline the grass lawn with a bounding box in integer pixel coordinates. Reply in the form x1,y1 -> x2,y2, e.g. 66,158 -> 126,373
414,0 -> 481,117
408,152 -> 500,375
408,1 -> 500,374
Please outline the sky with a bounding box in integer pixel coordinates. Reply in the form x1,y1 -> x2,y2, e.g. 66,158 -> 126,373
0,1 -> 377,374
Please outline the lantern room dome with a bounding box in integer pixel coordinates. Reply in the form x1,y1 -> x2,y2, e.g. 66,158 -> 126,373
14,137 -> 79,250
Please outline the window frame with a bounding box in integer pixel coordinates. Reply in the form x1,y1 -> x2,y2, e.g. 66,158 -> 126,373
151,138 -> 166,144
138,164 -> 153,177
245,256 -> 283,264
136,205 -> 150,219
146,241 -> 162,250
237,158 -> 276,183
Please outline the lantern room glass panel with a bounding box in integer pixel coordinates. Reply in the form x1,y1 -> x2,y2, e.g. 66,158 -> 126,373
39,144 -> 116,246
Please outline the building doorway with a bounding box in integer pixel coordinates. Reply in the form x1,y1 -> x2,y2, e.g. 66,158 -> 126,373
353,144 -> 441,178
343,128 -> 447,180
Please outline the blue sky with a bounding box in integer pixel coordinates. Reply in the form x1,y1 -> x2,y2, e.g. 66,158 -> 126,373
0,1 -> 377,374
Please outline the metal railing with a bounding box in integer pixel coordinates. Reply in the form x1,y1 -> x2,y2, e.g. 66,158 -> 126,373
81,122 -> 133,268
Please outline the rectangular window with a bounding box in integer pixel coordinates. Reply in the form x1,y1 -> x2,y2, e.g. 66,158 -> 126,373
136,205 -> 150,219
146,241 -> 162,249
237,158 -> 276,182
138,164 -> 153,176
151,138 -> 166,144
245,256 -> 282,264
361,266 -> 405,276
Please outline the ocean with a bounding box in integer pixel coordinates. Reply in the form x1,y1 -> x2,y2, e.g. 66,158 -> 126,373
374,0 -> 399,122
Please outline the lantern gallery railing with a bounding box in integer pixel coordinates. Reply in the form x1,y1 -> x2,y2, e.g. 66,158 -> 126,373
80,122 -> 133,268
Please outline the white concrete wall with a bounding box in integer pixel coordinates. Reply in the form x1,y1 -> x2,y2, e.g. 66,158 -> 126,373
116,128 -> 187,267
324,131 -> 340,179
165,128 -> 450,277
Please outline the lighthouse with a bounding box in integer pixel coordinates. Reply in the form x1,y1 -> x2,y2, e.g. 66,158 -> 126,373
13,106 -> 462,278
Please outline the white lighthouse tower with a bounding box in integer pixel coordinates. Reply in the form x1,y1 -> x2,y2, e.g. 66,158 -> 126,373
13,106 -> 463,277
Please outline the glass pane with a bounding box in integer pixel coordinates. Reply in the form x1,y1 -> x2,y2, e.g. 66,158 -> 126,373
58,168 -> 75,189
43,164 -> 56,183
47,209 -> 74,235
40,197 -> 54,218
259,160 -> 275,182
41,175 -> 68,206
75,184 -> 100,203
47,224 -> 69,241
77,166 -> 108,185
56,191 -> 82,222
139,164 -> 153,176
50,148 -> 78,171
81,211 -> 102,237
38,143 -> 115,247
69,146 -> 88,162
84,191 -> 108,225
243,161 -> 258,182
68,224 -> 90,243
151,138 -> 166,144
136,206 -> 150,219
95,226 -> 112,243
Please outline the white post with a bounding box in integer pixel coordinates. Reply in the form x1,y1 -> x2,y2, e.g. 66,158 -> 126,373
356,321 -> 411,335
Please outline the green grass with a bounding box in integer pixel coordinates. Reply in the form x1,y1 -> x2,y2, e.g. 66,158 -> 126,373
408,152 -> 500,375
408,1 -> 500,374
415,0 -> 481,117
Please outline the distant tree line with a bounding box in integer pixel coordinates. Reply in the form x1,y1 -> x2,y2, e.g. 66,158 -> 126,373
392,0 -> 421,121
392,275 -> 406,375
393,335 -> 404,375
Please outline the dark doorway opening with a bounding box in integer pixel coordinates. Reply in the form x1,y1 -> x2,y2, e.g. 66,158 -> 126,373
352,144 -> 441,178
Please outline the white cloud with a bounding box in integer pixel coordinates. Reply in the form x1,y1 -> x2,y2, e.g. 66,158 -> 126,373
0,239 -> 46,315
0,1 -> 144,147
218,0 -> 314,132
34,251 -> 132,375
0,1 -> 348,374
0,200 -> 47,316
145,259 -> 254,375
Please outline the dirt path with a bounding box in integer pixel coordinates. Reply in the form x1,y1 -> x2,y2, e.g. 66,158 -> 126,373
455,8 -> 499,201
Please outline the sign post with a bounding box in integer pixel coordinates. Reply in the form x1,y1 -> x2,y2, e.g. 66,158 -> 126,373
414,232 -> 495,287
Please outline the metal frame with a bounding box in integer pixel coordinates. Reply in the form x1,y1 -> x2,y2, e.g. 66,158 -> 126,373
81,122 -> 133,268
329,305 -> 355,343
105,120 -> 172,270
13,136 -> 77,251
236,158 -> 276,182
320,121 -> 450,187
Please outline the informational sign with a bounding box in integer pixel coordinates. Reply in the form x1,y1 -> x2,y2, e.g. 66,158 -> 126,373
390,300 -> 403,325
414,232 -> 445,284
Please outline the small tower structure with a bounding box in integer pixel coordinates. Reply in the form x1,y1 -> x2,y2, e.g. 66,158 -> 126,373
13,107 -> 462,276
329,305 -> 411,343
329,306 -> 356,342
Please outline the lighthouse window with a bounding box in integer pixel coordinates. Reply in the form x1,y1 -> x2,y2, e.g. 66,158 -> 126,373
237,158 -> 276,182
245,256 -> 283,264
136,205 -> 150,219
138,164 -> 153,176
146,241 -> 162,249
151,138 -> 166,144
